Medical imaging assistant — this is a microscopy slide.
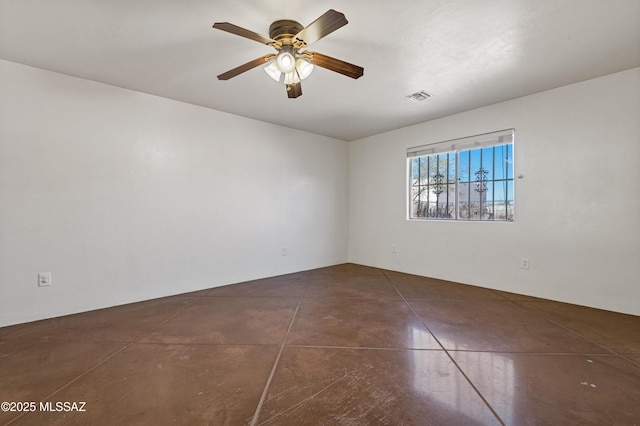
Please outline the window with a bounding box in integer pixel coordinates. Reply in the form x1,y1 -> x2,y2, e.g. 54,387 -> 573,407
408,129 -> 514,221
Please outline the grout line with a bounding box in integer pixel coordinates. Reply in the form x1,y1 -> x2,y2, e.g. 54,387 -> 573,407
540,319 -> 624,355
285,345 -> 631,356
433,350 -> 623,356
509,302 -> 640,367
5,266 -> 635,424
382,270 -> 506,426
284,344 -> 444,351
620,355 -> 640,368
249,277 -> 310,426
510,301 -> 624,357
5,344 -> 131,426
129,341 -> 283,347
4,303 -> 192,426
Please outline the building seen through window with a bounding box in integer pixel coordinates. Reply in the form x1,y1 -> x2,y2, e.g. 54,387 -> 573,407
408,129 -> 514,221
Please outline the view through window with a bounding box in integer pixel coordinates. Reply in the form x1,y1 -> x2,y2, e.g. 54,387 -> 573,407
408,129 -> 514,221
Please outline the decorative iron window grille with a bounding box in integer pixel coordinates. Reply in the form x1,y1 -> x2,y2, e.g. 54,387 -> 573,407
407,129 -> 515,221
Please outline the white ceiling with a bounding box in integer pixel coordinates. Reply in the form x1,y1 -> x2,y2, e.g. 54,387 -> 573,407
1,0 -> 639,141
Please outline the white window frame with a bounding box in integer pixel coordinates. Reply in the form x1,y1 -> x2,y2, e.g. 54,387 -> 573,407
407,129 -> 515,222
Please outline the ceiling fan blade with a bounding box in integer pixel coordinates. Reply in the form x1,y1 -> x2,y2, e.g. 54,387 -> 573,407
213,22 -> 276,45
217,54 -> 276,80
286,82 -> 303,98
293,9 -> 348,47
306,51 -> 364,79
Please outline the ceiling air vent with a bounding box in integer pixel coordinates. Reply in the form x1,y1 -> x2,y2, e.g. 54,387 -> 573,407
406,90 -> 432,102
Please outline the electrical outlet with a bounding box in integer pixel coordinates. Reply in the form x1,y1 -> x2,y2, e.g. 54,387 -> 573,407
281,247 -> 288,256
520,258 -> 530,269
38,272 -> 52,287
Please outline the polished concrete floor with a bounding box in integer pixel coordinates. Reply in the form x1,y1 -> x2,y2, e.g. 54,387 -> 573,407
1,264 -> 639,425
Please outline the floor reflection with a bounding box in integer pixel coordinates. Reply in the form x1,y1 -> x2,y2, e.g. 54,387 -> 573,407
411,326 -> 515,424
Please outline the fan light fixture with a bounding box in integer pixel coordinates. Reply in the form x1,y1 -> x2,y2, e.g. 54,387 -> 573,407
264,55 -> 313,84
265,50 -> 314,83
296,58 -> 313,79
264,62 -> 282,81
276,47 -> 296,73
213,10 -> 364,99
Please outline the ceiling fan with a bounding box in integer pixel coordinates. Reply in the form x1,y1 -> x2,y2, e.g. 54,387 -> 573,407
212,9 -> 364,98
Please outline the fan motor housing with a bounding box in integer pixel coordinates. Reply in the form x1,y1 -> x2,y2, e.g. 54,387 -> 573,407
269,20 -> 303,42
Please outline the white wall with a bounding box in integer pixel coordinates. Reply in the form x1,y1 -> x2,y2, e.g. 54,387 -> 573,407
0,60 -> 348,327
348,68 -> 640,316
2,60 -> 638,326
